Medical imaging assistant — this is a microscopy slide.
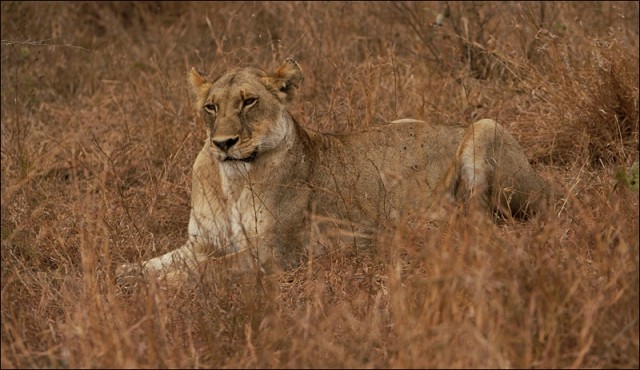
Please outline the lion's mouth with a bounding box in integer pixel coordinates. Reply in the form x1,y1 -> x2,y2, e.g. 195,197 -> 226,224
223,149 -> 258,163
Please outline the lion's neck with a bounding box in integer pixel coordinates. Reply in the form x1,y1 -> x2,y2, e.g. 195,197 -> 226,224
265,112 -> 311,180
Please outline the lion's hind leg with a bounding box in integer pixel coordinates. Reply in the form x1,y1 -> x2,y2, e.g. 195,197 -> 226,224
448,119 -> 548,219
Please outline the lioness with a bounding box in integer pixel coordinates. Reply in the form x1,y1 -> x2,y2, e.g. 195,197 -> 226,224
116,59 -> 548,285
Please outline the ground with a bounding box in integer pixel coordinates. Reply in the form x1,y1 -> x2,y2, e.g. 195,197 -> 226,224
1,2 -> 638,368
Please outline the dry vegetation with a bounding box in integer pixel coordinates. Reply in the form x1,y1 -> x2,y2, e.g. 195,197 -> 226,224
1,1 -> 639,368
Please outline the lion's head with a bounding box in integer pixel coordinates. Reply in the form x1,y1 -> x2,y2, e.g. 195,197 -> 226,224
188,59 -> 303,164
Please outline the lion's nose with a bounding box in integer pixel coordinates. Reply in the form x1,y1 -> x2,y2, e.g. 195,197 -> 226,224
213,137 -> 239,152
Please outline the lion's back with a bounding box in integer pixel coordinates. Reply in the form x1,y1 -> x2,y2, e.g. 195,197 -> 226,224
301,120 -> 466,223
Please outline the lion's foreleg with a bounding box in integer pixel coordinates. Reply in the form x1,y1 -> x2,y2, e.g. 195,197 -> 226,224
116,237 -> 208,287
145,238 -> 207,273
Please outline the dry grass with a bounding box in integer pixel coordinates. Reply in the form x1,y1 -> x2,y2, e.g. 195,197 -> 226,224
1,1 -> 638,368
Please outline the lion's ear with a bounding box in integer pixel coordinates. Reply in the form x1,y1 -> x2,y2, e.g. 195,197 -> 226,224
187,67 -> 210,108
262,58 -> 304,103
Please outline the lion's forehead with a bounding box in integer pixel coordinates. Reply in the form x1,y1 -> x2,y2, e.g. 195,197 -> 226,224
208,69 -> 267,103
212,68 -> 265,90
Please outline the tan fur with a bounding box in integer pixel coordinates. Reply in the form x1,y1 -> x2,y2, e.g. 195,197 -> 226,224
116,59 -> 548,286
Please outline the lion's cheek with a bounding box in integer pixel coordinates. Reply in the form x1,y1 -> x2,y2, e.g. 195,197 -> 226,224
259,115 -> 291,151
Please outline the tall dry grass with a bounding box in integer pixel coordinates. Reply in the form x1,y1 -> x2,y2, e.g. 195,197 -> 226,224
1,1 -> 638,368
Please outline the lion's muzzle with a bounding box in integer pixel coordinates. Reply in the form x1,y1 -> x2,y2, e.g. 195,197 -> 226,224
223,149 -> 258,163
212,137 -> 239,152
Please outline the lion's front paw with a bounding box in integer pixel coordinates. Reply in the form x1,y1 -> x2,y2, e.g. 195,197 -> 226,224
115,263 -> 146,293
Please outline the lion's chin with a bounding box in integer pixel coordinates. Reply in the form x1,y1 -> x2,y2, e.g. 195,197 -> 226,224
223,149 -> 258,163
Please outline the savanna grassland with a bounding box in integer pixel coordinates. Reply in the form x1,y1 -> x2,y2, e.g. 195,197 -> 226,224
1,2 -> 638,368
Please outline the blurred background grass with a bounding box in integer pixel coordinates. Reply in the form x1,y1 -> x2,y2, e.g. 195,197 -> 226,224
1,1 -> 638,368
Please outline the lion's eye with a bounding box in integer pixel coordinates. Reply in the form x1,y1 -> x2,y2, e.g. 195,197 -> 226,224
204,103 -> 217,114
242,97 -> 257,108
